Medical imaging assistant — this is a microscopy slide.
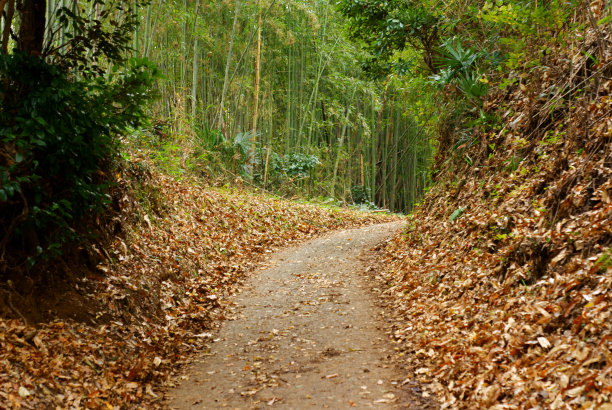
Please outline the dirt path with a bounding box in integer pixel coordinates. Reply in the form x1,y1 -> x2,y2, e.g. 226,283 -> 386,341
167,221 -> 429,409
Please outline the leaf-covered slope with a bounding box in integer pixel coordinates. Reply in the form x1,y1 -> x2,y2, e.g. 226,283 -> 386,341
379,20 -> 612,410
0,167 -> 396,408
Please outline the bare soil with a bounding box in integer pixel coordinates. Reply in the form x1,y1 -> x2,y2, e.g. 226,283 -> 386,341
166,221 -> 435,409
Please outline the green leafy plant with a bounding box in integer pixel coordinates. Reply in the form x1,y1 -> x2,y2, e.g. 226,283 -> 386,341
479,0 -> 573,70
282,153 -> 321,178
350,185 -> 377,209
0,52 -> 158,269
432,37 -> 489,103
337,0 -> 441,76
449,206 -> 466,222
594,247 -> 612,273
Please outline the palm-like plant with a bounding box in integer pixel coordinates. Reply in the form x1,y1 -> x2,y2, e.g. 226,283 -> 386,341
432,37 -> 489,104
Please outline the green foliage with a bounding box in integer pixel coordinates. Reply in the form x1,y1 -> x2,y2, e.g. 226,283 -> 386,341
337,0 -> 441,76
204,130 -> 259,177
350,185 -> 377,209
479,0 -> 570,36
436,38 -> 484,78
233,131 -> 259,174
140,121 -> 324,191
479,0 -> 574,70
0,52 -> 157,266
504,155 -> 524,173
350,185 -> 369,205
282,153 -> 321,178
50,0 -> 152,73
595,247 -> 612,273
432,38 -> 490,103
449,206 -> 466,222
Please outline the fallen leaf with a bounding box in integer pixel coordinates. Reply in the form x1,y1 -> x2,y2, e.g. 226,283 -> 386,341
537,337 -> 551,349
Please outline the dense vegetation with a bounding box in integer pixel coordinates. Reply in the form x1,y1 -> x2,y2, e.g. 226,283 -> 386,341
0,0 -> 157,278
2,0 -> 439,278
339,0 -> 612,407
1,0 -> 611,407
131,0 -> 435,212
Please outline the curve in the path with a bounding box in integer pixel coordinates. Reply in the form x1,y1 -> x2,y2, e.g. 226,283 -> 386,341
167,221 -> 427,409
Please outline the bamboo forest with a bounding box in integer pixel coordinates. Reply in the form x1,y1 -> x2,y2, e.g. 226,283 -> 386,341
1,0 -> 611,408
130,0 -> 434,213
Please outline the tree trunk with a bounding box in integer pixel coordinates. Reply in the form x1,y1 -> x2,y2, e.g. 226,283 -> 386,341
18,0 -> 46,55
252,0 -> 262,133
331,86 -> 356,198
373,85 -> 388,205
143,0 -> 163,57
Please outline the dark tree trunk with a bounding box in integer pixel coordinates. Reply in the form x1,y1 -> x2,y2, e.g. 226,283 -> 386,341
18,0 -> 46,55
320,100 -> 331,146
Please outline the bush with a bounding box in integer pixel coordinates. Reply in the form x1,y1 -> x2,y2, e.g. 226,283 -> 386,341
282,153 -> 321,178
0,53 -> 157,269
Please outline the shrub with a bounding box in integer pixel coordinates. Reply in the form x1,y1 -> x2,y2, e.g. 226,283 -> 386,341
0,52 -> 157,270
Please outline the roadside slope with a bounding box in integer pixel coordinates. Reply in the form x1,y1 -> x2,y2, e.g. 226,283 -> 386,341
0,166 -> 396,408
377,20 -> 612,409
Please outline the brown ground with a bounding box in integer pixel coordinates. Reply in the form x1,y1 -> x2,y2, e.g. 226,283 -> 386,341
166,221 -> 435,409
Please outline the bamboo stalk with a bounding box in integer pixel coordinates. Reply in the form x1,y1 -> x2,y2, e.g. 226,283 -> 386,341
263,146 -> 271,189
191,0 -> 201,119
217,0 -> 241,135
360,151 -> 364,187
247,0 -> 262,174
0,0 -> 9,53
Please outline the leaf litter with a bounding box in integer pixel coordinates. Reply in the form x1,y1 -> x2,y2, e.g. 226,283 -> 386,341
374,15 -> 612,410
0,166 -> 396,408
165,221 -> 433,409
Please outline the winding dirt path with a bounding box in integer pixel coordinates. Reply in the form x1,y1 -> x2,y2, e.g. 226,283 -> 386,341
167,221 -> 428,409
